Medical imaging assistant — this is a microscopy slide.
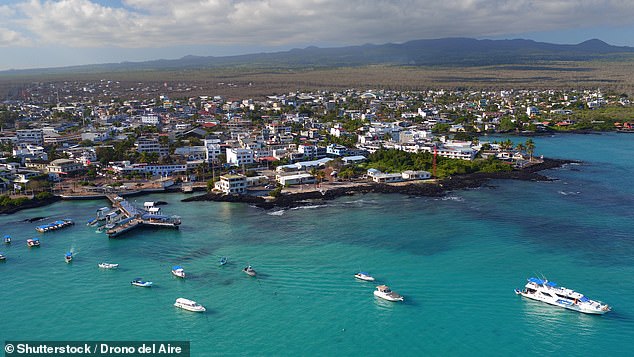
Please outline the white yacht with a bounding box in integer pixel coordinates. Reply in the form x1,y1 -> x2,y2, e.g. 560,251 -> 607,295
98,263 -> 119,269
174,298 -> 206,312
373,285 -> 404,302
354,272 -> 375,281
243,265 -> 257,277
515,277 -> 611,315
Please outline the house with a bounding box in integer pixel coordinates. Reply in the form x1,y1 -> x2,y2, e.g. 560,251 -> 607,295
47,159 -> 83,174
276,173 -> 316,186
214,174 -> 247,194
402,170 -> 431,180
16,129 -> 44,145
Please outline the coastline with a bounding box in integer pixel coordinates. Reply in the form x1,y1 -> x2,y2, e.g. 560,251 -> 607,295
182,158 -> 574,209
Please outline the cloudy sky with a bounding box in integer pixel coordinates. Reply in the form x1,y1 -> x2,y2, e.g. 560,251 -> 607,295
1,0 -> 634,70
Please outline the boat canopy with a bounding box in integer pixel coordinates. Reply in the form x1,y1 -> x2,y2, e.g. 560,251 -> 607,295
4,235 -> 10,238
172,265 -> 183,270
580,296 -> 590,302
545,281 -> 557,287
65,252 -> 72,256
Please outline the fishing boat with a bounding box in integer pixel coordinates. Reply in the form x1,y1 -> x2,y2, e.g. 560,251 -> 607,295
26,238 -> 40,247
98,262 -> 119,269
0,252 -> 6,261
3,235 -> 10,244
354,272 -> 375,281
243,265 -> 257,277
174,298 -> 206,312
515,277 -> 611,315
219,257 -> 228,266
171,265 -> 186,278
131,278 -> 153,287
64,252 -> 73,263
373,285 -> 404,302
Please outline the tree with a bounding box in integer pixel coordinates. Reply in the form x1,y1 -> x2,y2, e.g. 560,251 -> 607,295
525,139 -> 536,161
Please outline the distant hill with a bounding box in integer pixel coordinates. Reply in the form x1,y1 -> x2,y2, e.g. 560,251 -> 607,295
3,37 -> 634,75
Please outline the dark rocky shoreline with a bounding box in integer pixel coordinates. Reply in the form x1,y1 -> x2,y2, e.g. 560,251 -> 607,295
182,158 -> 575,209
0,195 -> 62,215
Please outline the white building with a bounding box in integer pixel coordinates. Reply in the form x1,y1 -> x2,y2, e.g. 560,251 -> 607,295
141,113 -> 160,126
215,174 -> 247,194
204,139 -> 222,163
12,144 -> 48,161
16,129 -> 44,145
226,148 -> 254,166
135,138 -> 169,157
276,173 -> 316,186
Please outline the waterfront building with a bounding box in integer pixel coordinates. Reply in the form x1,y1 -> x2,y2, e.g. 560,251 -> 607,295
215,174 -> 247,194
276,173 -> 316,186
47,159 -> 83,174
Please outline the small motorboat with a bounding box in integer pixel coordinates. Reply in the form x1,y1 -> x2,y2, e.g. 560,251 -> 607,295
98,262 -> 119,269
174,298 -> 206,312
219,257 -> 228,266
354,272 -> 375,281
131,278 -> 153,287
0,252 -> 6,261
26,238 -> 40,247
3,235 -> 10,244
65,252 -> 73,263
171,265 -> 186,278
373,285 -> 404,302
243,265 -> 257,277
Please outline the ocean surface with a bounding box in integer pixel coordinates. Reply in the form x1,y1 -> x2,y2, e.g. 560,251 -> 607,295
1,132 -> 634,356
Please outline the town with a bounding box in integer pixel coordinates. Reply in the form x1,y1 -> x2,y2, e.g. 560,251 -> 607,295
0,80 -> 632,206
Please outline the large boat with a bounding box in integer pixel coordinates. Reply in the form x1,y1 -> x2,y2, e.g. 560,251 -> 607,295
26,238 -> 40,247
515,277 -> 611,315
131,278 -> 153,287
174,298 -> 206,312
98,262 -> 119,269
354,272 -> 375,281
243,265 -> 257,277
171,265 -> 186,278
65,252 -> 73,263
373,285 -> 404,302
3,235 -> 10,244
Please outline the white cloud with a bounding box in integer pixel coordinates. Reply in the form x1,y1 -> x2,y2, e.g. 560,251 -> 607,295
3,0 -> 634,49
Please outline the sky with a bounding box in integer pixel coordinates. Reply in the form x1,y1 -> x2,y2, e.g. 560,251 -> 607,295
2,0 -> 634,70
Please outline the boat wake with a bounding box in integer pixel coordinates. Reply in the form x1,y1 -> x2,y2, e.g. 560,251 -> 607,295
558,191 -> 581,196
267,210 -> 286,216
438,196 -> 464,202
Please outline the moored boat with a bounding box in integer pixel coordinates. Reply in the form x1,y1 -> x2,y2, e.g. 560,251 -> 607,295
373,285 -> 404,302
131,278 -> 153,287
98,262 -> 119,269
515,277 -> 610,315
171,265 -> 186,278
174,298 -> 206,312
0,252 -> 6,261
26,238 -> 40,247
36,219 -> 74,233
354,272 -> 375,281
243,265 -> 257,277
3,235 -> 10,244
219,257 -> 228,266
65,252 -> 73,263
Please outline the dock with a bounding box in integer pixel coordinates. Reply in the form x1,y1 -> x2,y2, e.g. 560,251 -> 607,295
103,195 -> 181,238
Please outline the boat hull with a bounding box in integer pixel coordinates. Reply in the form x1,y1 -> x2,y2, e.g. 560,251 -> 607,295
373,291 -> 404,302
516,291 -> 609,315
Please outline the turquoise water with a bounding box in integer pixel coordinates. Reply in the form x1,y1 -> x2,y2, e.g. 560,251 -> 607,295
1,132 -> 634,356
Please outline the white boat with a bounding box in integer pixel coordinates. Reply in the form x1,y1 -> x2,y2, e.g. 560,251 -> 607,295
515,277 -> 611,315
243,265 -> 257,277
373,285 -> 404,302
354,272 -> 375,281
174,298 -> 206,312
65,252 -> 73,263
26,238 -> 40,247
219,257 -> 228,266
3,235 -> 10,244
0,252 -> 6,261
98,262 -> 119,269
131,278 -> 153,287
171,265 -> 186,278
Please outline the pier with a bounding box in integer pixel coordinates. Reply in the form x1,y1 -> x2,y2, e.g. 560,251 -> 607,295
103,195 -> 181,238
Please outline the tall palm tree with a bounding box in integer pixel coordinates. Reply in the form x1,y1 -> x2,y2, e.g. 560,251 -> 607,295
525,139 -> 536,161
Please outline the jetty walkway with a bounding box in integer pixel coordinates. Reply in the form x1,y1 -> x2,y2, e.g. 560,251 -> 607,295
103,194 -> 181,238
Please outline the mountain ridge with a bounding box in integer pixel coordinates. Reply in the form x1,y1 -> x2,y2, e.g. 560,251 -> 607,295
3,37 -> 634,75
